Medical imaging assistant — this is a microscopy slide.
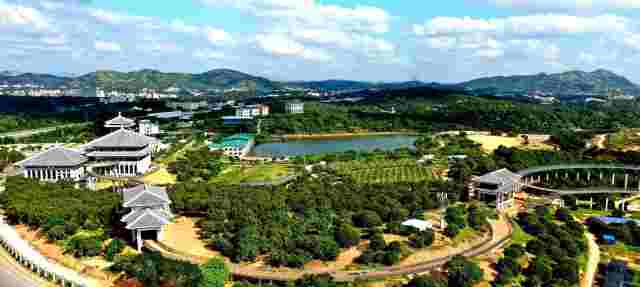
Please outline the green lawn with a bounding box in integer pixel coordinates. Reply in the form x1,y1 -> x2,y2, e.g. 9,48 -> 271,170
210,164 -> 291,184
510,220 -> 534,245
452,228 -> 481,245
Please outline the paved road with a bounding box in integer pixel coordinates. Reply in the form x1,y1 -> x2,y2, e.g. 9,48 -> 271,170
0,246 -> 43,287
0,122 -> 90,139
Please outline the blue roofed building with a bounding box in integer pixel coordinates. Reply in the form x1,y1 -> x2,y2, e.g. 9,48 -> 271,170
208,134 -> 255,158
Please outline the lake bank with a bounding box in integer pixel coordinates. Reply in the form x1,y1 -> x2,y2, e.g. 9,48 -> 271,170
279,131 -> 419,140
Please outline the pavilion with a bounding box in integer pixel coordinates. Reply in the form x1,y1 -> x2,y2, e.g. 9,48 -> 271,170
471,169 -> 522,210
104,112 -> 135,130
120,185 -> 172,251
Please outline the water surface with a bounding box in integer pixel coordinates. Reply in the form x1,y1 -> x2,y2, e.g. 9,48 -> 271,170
252,135 -> 418,157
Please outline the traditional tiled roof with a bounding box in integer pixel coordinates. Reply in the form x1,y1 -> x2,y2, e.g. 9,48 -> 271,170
18,147 -> 87,167
125,209 -> 170,230
105,113 -> 135,128
86,147 -> 152,158
85,129 -> 157,149
473,168 -> 521,185
123,185 -> 170,208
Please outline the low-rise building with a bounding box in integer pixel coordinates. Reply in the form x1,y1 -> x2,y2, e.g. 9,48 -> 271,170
138,120 -> 160,136
285,101 -> 304,114
236,104 -> 270,119
17,147 -> 87,182
166,100 -> 208,111
208,134 -> 255,158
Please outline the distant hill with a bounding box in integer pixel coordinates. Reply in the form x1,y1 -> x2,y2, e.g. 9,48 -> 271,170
459,69 -> 640,97
284,80 -> 428,91
95,69 -> 276,93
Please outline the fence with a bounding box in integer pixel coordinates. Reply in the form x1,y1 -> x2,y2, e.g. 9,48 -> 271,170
0,218 -> 92,287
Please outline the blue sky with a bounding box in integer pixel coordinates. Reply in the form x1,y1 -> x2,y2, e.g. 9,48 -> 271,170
3,0 -> 640,83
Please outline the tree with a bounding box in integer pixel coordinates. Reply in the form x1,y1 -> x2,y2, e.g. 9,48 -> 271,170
445,255 -> 484,287
405,276 -> 445,287
335,224 -> 361,248
369,232 -> 386,251
46,225 -> 66,241
352,210 -> 383,228
200,258 -> 229,287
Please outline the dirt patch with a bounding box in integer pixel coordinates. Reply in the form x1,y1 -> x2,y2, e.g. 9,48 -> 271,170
160,217 -> 221,258
467,135 -> 553,152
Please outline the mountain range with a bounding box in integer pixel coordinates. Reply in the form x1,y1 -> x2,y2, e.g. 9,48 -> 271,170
458,69 -> 640,96
1,68 -> 639,98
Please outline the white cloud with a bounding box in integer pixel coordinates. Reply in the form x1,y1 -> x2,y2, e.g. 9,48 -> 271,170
255,34 -> 305,56
194,49 -> 225,60
95,40 -> 121,52
202,0 -> 391,60
204,27 -> 233,45
89,8 -> 150,25
414,14 -> 628,38
0,2 -> 50,30
254,33 -> 332,62
487,0 -> 640,12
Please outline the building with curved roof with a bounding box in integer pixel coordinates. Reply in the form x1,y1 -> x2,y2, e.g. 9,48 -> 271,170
17,147 -> 88,182
120,184 -> 172,251
104,112 -> 135,129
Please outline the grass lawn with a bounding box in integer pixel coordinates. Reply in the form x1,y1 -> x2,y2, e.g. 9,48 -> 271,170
210,164 -> 290,184
143,167 -> 177,185
452,228 -> 480,245
510,220 -> 534,245
95,179 -> 114,190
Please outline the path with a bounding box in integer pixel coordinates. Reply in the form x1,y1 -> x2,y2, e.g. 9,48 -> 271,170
147,215 -> 512,282
594,134 -> 607,149
0,247 -> 47,287
0,122 -> 90,139
581,232 -> 599,287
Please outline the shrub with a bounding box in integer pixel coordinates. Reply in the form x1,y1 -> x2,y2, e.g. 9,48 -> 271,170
46,225 -> 66,241
65,236 -> 103,257
105,239 -> 126,261
200,257 -> 229,287
413,229 -> 435,248
445,224 -> 461,238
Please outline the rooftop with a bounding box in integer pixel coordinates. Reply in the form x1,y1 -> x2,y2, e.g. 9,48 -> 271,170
208,134 -> 255,149
105,112 -> 135,127
473,168 -> 521,185
18,147 -> 87,168
84,128 -> 157,149
123,185 -> 170,208
124,208 -> 170,230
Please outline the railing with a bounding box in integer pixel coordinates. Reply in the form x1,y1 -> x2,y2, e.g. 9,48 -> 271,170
0,218 -> 92,287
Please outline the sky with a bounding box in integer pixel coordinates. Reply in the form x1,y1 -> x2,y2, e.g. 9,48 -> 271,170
4,0 -> 640,83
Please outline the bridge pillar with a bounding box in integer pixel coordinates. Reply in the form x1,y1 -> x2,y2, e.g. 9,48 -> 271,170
605,197 -> 609,212
546,173 -> 549,182
565,172 -> 568,179
589,197 -> 594,209
625,174 -> 629,190
600,172 -> 603,181
587,171 -> 591,182
577,172 -> 580,181
612,173 -> 616,186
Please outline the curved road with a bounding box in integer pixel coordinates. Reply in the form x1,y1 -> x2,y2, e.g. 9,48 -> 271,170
0,247 -> 42,287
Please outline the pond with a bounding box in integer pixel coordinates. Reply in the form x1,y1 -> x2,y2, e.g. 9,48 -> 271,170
252,134 -> 418,157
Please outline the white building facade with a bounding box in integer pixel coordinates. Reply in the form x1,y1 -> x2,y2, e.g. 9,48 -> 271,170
285,101 -> 304,114
18,147 -> 87,182
235,104 -> 270,119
